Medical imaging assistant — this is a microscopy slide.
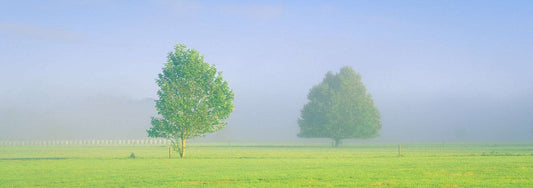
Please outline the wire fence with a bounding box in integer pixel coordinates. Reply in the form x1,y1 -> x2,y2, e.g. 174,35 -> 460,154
0,139 -> 170,146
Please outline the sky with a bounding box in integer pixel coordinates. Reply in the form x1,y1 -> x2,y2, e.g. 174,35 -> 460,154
1,0 -> 532,142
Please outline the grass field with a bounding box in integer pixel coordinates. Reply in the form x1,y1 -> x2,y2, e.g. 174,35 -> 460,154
1,143 -> 532,187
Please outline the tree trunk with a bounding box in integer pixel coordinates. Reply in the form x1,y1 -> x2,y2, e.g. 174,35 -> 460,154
334,139 -> 341,147
179,137 -> 186,158
168,145 -> 172,159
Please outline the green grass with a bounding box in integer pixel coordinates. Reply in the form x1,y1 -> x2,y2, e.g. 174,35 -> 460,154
1,143 -> 532,187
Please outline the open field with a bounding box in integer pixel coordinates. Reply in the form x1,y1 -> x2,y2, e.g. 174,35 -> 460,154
1,143 -> 532,187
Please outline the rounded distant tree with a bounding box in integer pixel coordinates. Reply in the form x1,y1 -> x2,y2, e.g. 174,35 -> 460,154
298,66 -> 381,147
147,44 -> 234,158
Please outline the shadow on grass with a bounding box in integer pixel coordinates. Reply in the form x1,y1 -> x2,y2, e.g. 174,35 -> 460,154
194,145 -> 339,149
0,157 -> 67,160
193,144 -> 398,149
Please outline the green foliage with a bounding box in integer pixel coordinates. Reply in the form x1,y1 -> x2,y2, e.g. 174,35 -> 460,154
147,44 -> 234,157
298,66 -> 381,146
1,144 -> 532,187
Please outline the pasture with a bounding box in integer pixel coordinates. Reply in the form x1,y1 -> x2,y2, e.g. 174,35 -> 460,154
1,143 -> 532,187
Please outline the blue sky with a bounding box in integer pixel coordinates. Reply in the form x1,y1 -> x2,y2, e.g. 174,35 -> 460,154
1,0 -> 532,141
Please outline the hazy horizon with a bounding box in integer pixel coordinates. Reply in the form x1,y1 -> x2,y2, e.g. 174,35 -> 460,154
1,1 -> 532,142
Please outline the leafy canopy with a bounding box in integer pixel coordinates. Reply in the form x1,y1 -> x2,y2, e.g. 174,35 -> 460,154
298,66 -> 381,143
147,44 -> 234,142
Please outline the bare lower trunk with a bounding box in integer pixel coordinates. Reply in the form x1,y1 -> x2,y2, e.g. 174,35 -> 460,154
179,137 -> 186,158
334,139 -> 341,147
168,145 -> 172,159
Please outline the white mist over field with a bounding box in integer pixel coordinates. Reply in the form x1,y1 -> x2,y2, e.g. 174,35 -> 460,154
1,1 -> 532,142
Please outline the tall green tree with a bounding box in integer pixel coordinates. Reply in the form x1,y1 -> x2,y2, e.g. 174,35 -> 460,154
147,44 -> 234,158
298,66 -> 381,147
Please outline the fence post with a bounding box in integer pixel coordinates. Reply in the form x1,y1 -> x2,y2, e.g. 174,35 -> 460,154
398,144 -> 402,156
